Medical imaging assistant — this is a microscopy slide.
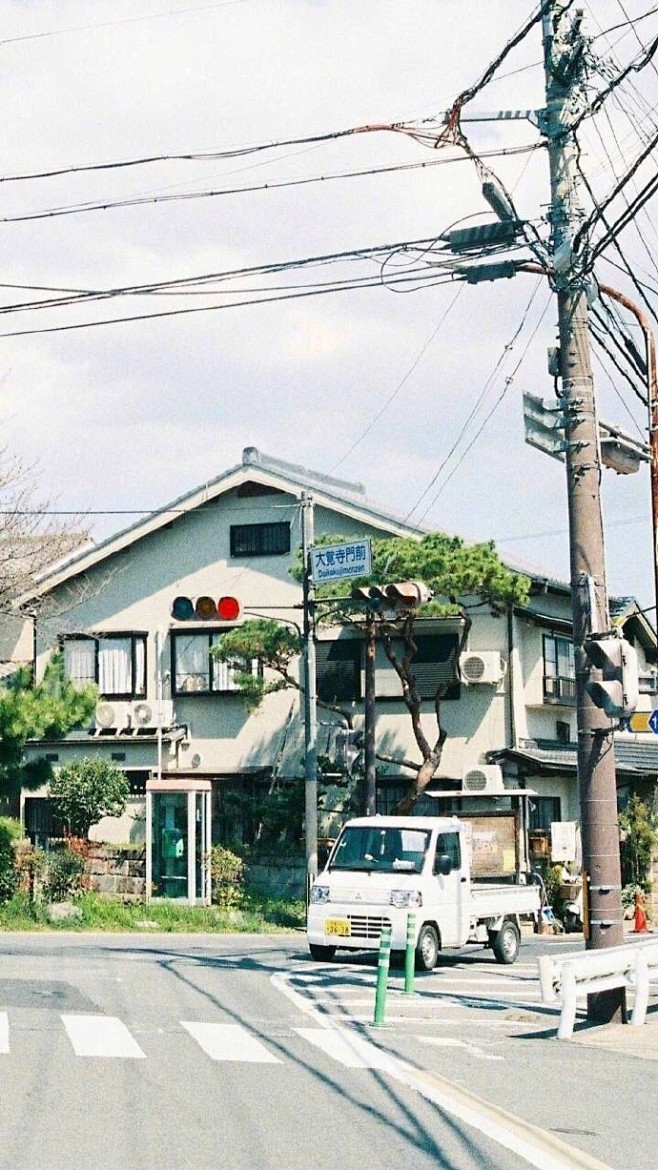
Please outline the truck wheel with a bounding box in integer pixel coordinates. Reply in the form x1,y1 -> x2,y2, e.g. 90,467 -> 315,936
415,924 -> 440,971
309,944 -> 336,962
491,920 -> 520,965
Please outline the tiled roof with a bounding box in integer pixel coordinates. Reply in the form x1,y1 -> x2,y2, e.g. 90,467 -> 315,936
491,737 -> 658,777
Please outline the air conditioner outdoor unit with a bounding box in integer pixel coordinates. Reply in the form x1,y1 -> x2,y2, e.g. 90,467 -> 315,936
131,699 -> 175,728
95,701 -> 133,730
459,651 -> 504,685
461,764 -> 505,794
95,699 -> 175,731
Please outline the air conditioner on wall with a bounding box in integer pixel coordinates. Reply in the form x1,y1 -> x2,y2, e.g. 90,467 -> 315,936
461,764 -> 505,794
95,701 -> 133,731
459,651 -> 504,686
94,699 -> 175,731
131,699 -> 175,728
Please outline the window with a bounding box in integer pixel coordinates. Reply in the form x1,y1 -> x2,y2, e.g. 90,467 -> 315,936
62,634 -> 146,698
373,633 -> 460,700
556,720 -> 571,744
171,630 -> 260,695
329,824 -> 432,873
435,831 -> 461,873
543,633 -> 576,704
529,796 -> 561,833
230,522 -> 290,558
316,640 -> 360,703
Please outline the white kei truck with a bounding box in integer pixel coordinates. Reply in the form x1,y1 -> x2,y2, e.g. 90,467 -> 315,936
307,815 -> 541,969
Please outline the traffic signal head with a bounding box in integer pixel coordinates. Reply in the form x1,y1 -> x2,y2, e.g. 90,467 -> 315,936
584,633 -> 639,719
171,595 -> 241,622
384,581 -> 433,608
351,585 -> 389,611
351,580 -> 432,613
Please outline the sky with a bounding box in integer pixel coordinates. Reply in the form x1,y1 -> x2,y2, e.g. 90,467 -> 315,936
1,1 -> 658,617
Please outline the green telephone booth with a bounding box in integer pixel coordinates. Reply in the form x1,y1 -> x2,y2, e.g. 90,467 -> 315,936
146,778 -> 211,903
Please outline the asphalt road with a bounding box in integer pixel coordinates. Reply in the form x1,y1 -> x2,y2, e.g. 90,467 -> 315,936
0,932 -> 654,1170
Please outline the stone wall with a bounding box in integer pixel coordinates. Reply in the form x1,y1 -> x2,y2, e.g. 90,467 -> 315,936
86,844 -> 146,901
245,856 -> 306,900
84,846 -> 306,902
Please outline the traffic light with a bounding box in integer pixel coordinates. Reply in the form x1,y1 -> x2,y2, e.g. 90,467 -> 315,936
171,595 -> 241,622
583,632 -> 639,719
351,580 -> 432,613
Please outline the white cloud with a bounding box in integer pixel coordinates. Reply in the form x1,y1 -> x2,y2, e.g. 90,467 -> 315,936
0,0 -> 655,613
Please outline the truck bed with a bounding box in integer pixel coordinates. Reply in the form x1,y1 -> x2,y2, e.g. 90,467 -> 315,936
469,882 -> 541,919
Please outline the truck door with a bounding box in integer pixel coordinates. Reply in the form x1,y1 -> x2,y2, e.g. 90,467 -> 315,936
432,830 -> 467,947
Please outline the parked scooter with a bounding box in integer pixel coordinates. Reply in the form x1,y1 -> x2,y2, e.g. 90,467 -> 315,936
563,884 -> 583,933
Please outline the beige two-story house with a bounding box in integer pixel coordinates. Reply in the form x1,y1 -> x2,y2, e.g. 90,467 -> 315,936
6,447 -> 656,902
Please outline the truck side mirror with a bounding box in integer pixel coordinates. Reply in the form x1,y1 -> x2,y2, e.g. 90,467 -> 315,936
435,853 -> 452,876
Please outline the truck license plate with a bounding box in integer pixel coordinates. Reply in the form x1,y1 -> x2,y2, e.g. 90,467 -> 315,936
325,918 -> 350,937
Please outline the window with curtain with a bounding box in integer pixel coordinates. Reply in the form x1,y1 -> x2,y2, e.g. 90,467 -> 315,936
171,631 -> 260,695
62,634 -> 146,698
543,633 -> 576,704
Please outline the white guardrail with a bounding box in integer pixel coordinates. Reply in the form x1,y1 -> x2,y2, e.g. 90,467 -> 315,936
537,938 -> 658,1040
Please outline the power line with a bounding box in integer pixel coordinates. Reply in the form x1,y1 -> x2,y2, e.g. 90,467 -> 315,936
402,277 -> 548,525
0,144 -> 541,225
328,284 -> 466,473
0,1 -> 255,47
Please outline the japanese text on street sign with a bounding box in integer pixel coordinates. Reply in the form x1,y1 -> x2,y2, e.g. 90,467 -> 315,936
310,539 -> 372,584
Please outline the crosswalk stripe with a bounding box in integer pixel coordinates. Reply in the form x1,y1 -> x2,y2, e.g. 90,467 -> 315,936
61,1014 -> 146,1059
181,1021 -> 281,1063
294,1026 -> 399,1071
0,1012 -> 8,1054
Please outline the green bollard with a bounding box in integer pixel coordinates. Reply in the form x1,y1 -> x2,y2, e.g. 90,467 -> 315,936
404,910 -> 416,994
373,923 -> 392,1027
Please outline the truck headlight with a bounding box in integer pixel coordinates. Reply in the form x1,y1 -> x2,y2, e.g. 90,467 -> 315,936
390,889 -> 423,909
309,884 -> 330,904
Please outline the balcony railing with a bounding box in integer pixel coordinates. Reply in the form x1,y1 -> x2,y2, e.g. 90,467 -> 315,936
543,674 -> 577,705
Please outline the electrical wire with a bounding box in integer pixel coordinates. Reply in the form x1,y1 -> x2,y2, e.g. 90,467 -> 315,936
413,287 -> 553,527
402,276 -> 547,525
328,284 -> 466,473
0,1 -> 255,47
0,144 -> 541,225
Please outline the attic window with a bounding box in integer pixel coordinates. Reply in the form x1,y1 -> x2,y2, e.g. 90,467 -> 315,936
230,522 -> 290,557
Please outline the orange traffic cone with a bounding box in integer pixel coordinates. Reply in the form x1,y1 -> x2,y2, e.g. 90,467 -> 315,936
633,891 -> 648,934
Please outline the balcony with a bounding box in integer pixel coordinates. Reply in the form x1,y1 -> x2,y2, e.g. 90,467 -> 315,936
543,674 -> 577,706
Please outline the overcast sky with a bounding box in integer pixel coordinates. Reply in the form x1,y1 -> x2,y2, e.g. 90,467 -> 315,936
2,1 -> 658,616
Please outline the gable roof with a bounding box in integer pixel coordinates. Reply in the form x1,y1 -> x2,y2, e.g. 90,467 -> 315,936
25,447 -> 427,599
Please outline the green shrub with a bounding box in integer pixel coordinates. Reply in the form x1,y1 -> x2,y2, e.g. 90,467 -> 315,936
42,846 -> 87,903
0,817 -> 21,904
49,757 -> 129,839
210,845 -> 245,909
619,794 -> 658,893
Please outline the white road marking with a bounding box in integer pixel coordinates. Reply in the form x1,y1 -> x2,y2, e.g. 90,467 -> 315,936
417,1036 -> 503,1061
0,1012 -> 8,1054
273,970 -> 613,1170
62,1014 -> 146,1059
294,1027 -> 401,1071
181,1021 -> 281,1063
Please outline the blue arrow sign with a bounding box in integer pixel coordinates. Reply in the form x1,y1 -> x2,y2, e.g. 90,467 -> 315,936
648,709 -> 658,735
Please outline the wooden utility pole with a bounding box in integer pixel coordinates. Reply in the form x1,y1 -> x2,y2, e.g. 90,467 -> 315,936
543,3 -> 626,1021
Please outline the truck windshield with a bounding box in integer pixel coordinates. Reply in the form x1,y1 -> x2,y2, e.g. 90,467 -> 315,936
329,826 -> 431,873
